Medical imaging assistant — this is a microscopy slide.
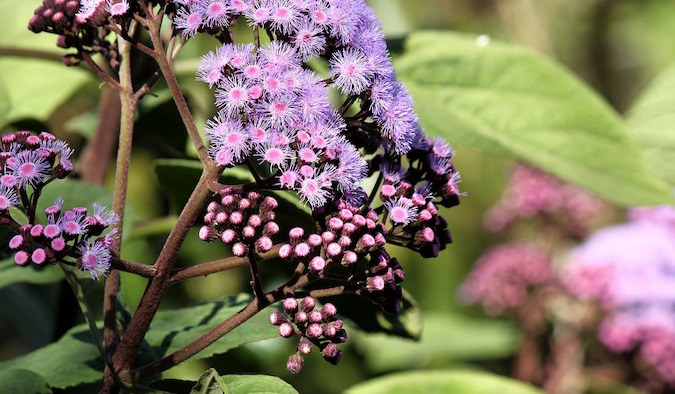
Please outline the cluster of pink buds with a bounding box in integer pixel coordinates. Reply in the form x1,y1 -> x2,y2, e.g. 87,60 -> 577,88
8,198 -> 118,280
199,187 -> 279,257
270,297 -> 346,374
28,0 -> 122,68
0,131 -> 73,192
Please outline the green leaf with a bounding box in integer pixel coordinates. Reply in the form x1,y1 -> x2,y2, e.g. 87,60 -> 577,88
353,312 -> 520,372
145,294 -> 282,361
0,257 -> 64,289
0,324 -> 103,389
626,63 -> 675,189
344,370 -> 544,394
395,31 -> 672,207
221,375 -> 298,394
0,369 -> 51,394
191,369 -> 233,394
0,2 -> 94,125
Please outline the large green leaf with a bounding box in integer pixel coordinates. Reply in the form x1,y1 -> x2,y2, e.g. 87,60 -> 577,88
0,324 -> 103,389
344,370 -> 544,394
189,370 -> 298,394
0,2 -> 94,125
0,257 -> 64,289
220,375 -> 298,394
354,312 -> 520,372
145,294 -> 282,361
395,31 -> 672,207
626,63 -> 675,189
0,369 -> 51,394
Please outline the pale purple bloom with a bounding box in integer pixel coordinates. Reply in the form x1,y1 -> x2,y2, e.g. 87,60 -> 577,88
78,240 -> 112,280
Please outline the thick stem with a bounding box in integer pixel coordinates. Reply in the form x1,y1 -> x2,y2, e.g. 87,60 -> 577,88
146,12 -> 210,164
110,257 -> 157,278
171,244 -> 281,282
100,31 -> 137,394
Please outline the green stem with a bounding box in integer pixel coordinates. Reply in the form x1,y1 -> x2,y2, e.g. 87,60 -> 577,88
101,29 -> 137,392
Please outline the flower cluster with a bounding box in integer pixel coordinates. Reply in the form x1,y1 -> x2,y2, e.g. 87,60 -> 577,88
461,243 -> 554,315
563,206 -> 675,385
9,199 -> 118,280
270,297 -> 346,374
0,131 -> 117,280
377,136 -> 459,258
199,187 -> 278,256
0,131 -> 73,199
483,164 -> 609,237
29,0 -> 122,68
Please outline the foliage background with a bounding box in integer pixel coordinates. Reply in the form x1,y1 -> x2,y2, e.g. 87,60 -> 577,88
0,0 -> 673,393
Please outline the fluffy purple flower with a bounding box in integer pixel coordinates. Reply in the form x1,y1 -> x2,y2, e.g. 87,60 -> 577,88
78,240 -> 112,280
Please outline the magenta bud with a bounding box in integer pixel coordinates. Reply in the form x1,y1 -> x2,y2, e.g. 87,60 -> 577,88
242,225 -> 256,239
297,337 -> 312,355
279,244 -> 292,259
309,256 -> 325,272
367,276 -> 385,291
263,221 -> 279,236
338,235 -> 351,248
307,233 -> 322,247
283,298 -> 298,314
261,196 -> 278,211
321,231 -> 335,244
51,237 -> 66,252
215,211 -> 228,224
322,303 -> 337,318
221,229 -> 236,244
289,227 -> 304,241
338,209 -> 353,222
342,251 -> 358,265
326,242 -> 342,257
321,343 -> 342,365
380,184 -> 397,200
198,226 -> 215,241
248,214 -> 262,227
294,242 -> 310,258
278,322 -> 294,338
308,310 -> 323,323
305,323 -> 323,339
207,201 -> 219,213
14,251 -> 30,266
232,242 -> 248,257
9,235 -> 24,250
229,211 -> 244,225
352,214 -> 366,227
328,217 -> 343,231
269,312 -> 287,325
256,236 -> 273,253
32,248 -> 47,265
300,296 -> 315,312
295,311 -> 308,324
286,353 -> 304,374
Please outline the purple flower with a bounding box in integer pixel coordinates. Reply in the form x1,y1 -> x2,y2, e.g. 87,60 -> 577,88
329,48 -> 373,95
6,150 -> 51,188
564,219 -> 675,384
77,240 -> 112,280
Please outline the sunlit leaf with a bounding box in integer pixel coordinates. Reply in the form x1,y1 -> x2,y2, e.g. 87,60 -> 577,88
396,31 -> 672,206
626,63 -> 675,189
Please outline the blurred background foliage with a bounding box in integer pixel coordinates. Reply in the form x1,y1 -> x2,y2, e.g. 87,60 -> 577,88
0,0 -> 674,393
